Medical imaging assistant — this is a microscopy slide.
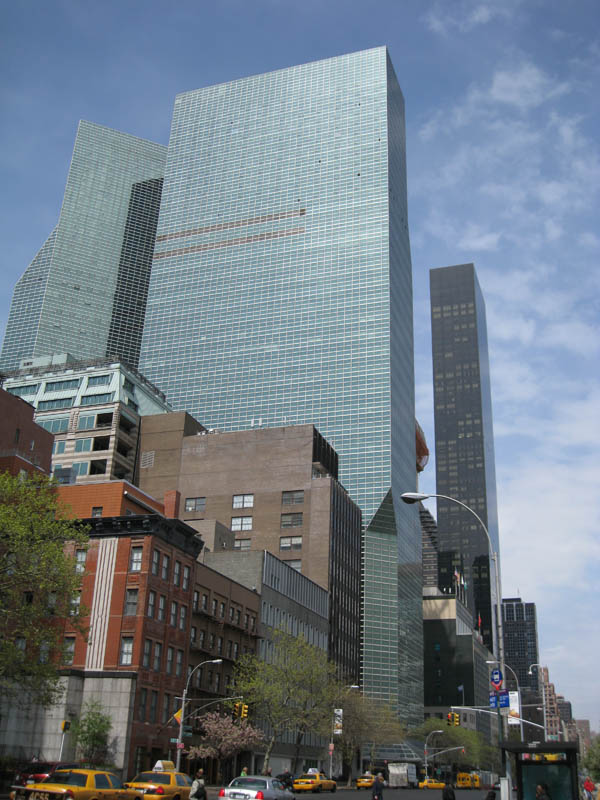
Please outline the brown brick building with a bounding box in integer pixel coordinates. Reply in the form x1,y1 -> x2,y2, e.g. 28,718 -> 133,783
137,415 -> 361,681
0,388 -> 52,475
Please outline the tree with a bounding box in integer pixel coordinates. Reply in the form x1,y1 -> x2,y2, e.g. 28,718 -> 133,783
233,629 -> 339,774
72,699 -> 112,765
583,736 -> 600,781
0,473 -> 88,705
364,702 -> 406,773
414,717 -> 488,772
188,712 -> 264,782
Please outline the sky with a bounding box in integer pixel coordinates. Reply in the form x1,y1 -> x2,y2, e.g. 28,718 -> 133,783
1,0 -> 598,728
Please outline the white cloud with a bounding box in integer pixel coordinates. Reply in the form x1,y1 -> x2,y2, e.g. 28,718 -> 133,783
489,63 -> 570,110
458,223 -> 500,251
578,231 -> 600,248
424,0 -> 515,36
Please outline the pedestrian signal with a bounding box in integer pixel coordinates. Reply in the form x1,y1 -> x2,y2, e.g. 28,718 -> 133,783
241,704 -> 249,719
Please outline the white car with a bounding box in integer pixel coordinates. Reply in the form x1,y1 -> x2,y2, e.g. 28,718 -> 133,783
219,776 -> 295,800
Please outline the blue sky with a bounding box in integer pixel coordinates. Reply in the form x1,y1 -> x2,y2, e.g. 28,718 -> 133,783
2,0 -> 598,727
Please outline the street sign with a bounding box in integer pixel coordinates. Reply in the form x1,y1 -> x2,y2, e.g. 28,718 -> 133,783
499,690 -> 509,708
489,692 -> 498,708
490,668 -> 503,690
176,742 -> 185,750
170,738 -> 179,743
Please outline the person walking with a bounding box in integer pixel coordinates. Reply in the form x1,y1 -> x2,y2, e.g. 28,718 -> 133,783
190,770 -> 206,800
442,781 -> 456,800
535,784 -> 550,800
372,773 -> 384,800
240,767 -> 248,777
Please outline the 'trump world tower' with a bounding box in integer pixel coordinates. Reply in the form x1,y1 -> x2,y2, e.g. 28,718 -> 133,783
139,48 -> 422,722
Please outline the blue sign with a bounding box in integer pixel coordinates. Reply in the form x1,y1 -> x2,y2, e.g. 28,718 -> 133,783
489,692 -> 498,708
490,668 -> 503,690
499,690 -> 510,708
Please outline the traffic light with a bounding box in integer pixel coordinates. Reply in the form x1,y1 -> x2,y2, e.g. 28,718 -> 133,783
61,720 -> 71,732
453,713 -> 461,727
233,702 -> 241,718
447,712 -> 452,726
241,704 -> 249,719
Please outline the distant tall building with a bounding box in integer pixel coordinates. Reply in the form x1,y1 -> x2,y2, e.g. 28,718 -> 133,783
1,121 -> 165,371
502,597 -> 539,691
430,263 -> 500,654
139,48 -> 421,720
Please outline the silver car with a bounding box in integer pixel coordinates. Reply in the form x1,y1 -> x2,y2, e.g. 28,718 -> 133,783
219,776 -> 295,800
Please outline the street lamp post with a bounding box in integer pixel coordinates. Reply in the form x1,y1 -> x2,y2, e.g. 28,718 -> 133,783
424,729 -> 443,778
175,658 -> 223,771
528,663 -> 547,741
487,660 -> 523,741
400,492 -> 504,666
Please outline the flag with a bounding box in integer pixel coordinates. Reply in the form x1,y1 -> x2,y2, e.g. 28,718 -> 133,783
174,707 -> 183,724
478,613 -> 482,630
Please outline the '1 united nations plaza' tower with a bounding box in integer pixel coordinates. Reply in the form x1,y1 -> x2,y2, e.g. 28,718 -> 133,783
0,122 -> 166,372
139,48 -> 423,722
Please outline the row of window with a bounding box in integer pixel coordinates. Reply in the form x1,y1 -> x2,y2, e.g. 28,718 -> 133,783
230,513 -> 303,531
192,629 -> 241,659
130,546 -> 191,590
141,638 -> 184,674
184,490 -> 304,515
192,590 -> 256,630
233,535 -> 302,551
147,591 -> 188,629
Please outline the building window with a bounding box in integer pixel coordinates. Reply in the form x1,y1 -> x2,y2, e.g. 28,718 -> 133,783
193,590 -> 199,612
170,601 -> 178,627
227,640 -> 233,658
234,538 -> 251,551
183,565 -> 190,591
231,516 -> 252,531
91,506 -> 103,518
174,561 -> 181,586
70,591 -> 81,616
233,494 -> 254,508
52,440 -> 66,455
120,637 -> 134,666
147,590 -> 156,618
217,636 -> 223,655
191,626 -> 197,644
281,513 -> 303,528
153,642 -> 162,671
215,673 -> 221,692
75,549 -> 87,574
280,535 -> 302,551
202,593 -> 208,611
161,554 -> 170,581
229,606 -> 235,621
282,490 -> 304,505
152,549 -> 160,576
162,693 -> 170,724
149,691 -> 158,723
130,546 -> 143,572
72,462 -> 89,477
287,560 -> 302,572
158,595 -> 166,621
81,393 -> 114,406
139,688 -> 147,721
211,598 -> 217,616
45,378 -> 80,392
185,497 -> 206,512
38,398 -> 74,411
176,649 -> 183,677
75,438 -> 92,452
40,416 -> 69,434
219,601 -> 225,619
233,642 -> 239,659
198,630 -> 205,648
125,588 -> 138,616
179,605 -> 187,631
78,414 -> 96,430
88,374 -> 111,388
143,639 -> 152,668
166,646 -> 174,675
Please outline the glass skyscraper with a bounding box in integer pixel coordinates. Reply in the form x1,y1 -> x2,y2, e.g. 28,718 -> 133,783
140,48 -> 422,722
430,263 -> 501,655
0,121 -> 166,371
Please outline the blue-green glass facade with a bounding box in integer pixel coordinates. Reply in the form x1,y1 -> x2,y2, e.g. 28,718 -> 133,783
140,48 -> 422,723
0,122 -> 165,371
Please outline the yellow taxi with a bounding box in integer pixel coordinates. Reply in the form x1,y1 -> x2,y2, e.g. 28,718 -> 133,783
292,773 -> 337,793
355,775 -> 375,790
12,768 -> 136,800
418,777 -> 446,790
125,769 -> 193,800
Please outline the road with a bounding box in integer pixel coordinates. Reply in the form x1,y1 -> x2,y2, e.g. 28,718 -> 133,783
298,790 -> 493,800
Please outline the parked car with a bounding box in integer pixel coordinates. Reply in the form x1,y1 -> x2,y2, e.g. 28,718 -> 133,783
292,774 -> 336,793
355,775 -> 375,790
125,771 -> 193,800
418,777 -> 446,790
12,768 -> 137,800
218,776 -> 295,800
13,763 -> 79,787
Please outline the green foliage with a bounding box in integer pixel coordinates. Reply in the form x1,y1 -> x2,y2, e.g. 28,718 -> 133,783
583,736 -> 600,781
0,473 -> 89,705
72,699 -> 112,765
414,717 -> 494,771
233,629 -> 339,773
340,692 -> 405,778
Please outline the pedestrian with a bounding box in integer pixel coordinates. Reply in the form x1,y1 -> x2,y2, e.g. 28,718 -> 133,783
584,777 -> 595,800
372,773 -> 384,800
190,770 -> 206,800
535,784 -> 550,800
442,781 -> 456,800
240,767 -> 248,777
